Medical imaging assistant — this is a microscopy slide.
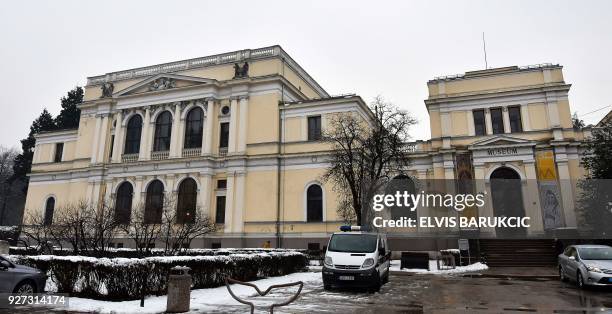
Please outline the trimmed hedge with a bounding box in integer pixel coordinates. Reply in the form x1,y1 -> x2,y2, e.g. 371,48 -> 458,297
10,251 -> 307,300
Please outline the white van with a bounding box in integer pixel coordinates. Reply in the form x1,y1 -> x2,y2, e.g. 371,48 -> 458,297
322,227 -> 390,291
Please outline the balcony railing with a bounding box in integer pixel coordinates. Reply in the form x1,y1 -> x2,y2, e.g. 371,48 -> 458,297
121,153 -> 139,163
182,147 -> 201,158
151,150 -> 169,160
218,147 -> 228,157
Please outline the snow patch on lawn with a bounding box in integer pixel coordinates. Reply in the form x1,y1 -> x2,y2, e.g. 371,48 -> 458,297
390,260 -> 488,274
61,271 -> 322,314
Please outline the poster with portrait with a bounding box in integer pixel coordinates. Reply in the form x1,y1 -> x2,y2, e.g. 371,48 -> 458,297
535,150 -> 564,229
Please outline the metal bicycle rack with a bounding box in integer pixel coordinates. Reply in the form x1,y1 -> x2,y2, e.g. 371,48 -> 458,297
225,277 -> 304,314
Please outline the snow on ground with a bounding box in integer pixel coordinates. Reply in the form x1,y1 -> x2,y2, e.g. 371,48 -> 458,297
390,260 -> 488,274
61,271 -> 322,314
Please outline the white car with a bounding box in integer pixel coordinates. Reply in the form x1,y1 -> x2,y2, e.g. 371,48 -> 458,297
322,227 -> 391,292
558,244 -> 612,288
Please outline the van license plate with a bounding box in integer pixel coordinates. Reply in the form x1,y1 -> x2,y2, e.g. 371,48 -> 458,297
339,276 -> 354,281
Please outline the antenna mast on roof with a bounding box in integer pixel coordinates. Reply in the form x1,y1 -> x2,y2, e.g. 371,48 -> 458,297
482,32 -> 488,69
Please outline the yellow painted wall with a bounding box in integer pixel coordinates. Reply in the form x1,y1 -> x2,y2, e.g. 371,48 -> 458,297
528,103 -> 549,130
247,94 -> 281,145
23,181 -> 90,221
284,117 -> 303,142
451,111 -> 468,136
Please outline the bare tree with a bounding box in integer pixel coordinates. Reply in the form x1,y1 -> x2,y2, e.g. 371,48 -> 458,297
0,146 -> 20,225
20,211 -> 56,252
322,96 -> 416,226
119,201 -> 163,257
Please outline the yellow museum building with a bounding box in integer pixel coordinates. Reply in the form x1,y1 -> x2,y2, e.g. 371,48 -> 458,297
24,46 -> 590,249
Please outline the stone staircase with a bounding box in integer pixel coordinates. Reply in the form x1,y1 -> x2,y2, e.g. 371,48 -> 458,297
479,239 -> 558,267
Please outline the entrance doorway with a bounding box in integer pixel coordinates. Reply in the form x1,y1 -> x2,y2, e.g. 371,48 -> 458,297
490,167 -> 526,237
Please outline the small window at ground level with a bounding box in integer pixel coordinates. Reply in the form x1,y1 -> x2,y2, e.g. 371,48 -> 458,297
212,242 -> 221,249
308,243 -> 321,251
54,143 -> 64,163
509,106 -> 523,133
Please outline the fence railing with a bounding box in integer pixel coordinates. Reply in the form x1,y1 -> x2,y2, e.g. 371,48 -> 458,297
182,148 -> 201,158
151,150 -> 170,160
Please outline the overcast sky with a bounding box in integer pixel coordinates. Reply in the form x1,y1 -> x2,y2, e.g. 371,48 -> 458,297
1,0 -> 611,148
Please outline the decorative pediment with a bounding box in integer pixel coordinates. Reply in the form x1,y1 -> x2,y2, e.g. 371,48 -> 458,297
469,135 -> 534,148
113,74 -> 218,97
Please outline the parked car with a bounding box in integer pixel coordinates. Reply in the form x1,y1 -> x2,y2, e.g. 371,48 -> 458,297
322,226 -> 391,292
0,255 -> 47,293
558,244 -> 612,288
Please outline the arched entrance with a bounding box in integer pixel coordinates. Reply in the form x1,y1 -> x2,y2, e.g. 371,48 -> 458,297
490,167 -> 526,237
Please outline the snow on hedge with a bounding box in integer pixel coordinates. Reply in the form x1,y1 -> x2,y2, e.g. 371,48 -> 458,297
0,225 -> 17,232
10,250 -> 305,267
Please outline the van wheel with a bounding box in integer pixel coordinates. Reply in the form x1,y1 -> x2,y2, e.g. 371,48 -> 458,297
383,269 -> 390,284
369,272 -> 381,293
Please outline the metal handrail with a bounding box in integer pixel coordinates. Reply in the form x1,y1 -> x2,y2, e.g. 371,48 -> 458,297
225,277 -> 303,314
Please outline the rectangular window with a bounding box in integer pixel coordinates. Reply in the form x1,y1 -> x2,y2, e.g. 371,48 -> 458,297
211,242 -> 221,249
109,135 -> 115,159
215,195 -> 226,224
307,116 -> 322,141
490,108 -> 504,134
473,110 -> 486,136
54,143 -> 64,163
217,179 -> 227,189
508,106 -> 523,133
219,122 -> 229,148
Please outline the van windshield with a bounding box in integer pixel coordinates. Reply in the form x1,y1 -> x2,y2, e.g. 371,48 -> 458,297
328,234 -> 378,253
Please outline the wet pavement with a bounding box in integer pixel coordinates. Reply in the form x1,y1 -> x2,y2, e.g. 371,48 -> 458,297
4,269 -> 612,313
212,270 -> 612,313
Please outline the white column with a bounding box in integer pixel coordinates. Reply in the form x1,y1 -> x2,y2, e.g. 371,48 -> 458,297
134,176 -> 144,209
502,107 -> 511,133
90,115 -> 102,164
484,109 -> 492,135
169,103 -> 182,158
440,112 -> 451,137
224,174 -> 235,233
237,97 -> 248,153
557,161 -> 577,228
198,173 -> 213,217
521,105 -> 532,131
546,95 -> 561,127
467,110 -> 475,136
228,98 -> 238,154
140,108 -> 151,161
524,161 -> 544,235
202,99 -> 215,156
111,111 -> 124,163
96,114 -> 110,163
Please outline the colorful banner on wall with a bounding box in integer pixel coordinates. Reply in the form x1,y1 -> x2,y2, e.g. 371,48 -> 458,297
455,152 -> 478,221
535,150 -> 564,229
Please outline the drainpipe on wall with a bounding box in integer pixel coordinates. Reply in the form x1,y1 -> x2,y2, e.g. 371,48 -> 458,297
275,58 -> 286,248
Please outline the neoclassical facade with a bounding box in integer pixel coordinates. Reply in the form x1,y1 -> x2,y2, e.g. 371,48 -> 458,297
25,46 -> 589,249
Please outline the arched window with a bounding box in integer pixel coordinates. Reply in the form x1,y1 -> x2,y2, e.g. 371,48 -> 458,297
43,197 -> 55,226
145,180 -> 164,224
385,175 -> 416,220
177,178 -> 198,224
153,111 -> 172,152
306,184 -> 323,222
184,108 -> 204,149
115,182 -> 133,224
124,115 -> 143,154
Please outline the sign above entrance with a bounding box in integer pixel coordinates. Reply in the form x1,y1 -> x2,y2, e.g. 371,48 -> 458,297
487,147 -> 518,156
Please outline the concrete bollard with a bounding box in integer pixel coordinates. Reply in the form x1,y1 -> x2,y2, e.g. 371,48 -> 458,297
0,240 -> 9,255
166,266 -> 192,313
